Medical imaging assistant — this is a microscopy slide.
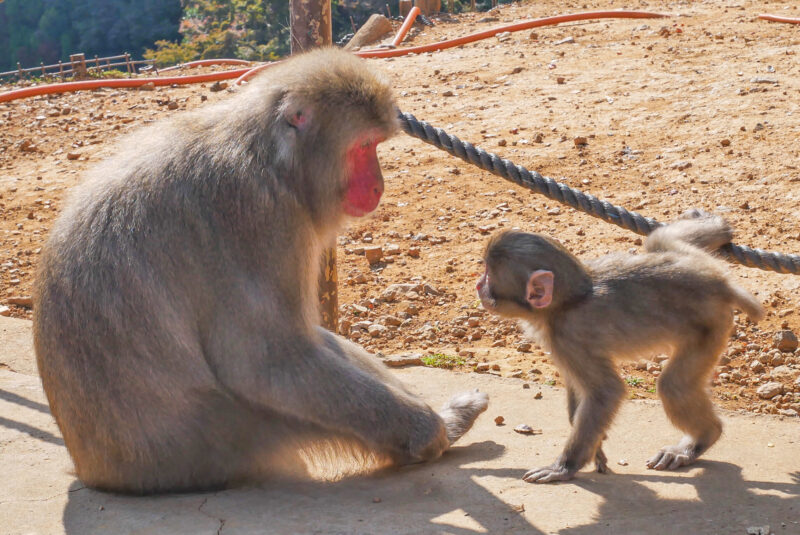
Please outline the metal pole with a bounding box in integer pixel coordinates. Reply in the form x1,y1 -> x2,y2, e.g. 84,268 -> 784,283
290,0 -> 338,332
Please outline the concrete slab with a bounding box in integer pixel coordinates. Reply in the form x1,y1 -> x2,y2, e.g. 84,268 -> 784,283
1,317 -> 798,535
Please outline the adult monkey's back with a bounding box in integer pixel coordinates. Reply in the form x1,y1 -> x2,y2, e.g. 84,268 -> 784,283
33,49 -> 488,495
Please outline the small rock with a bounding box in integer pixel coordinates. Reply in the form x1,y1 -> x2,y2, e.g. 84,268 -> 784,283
368,324 -> 388,338
671,161 -> 692,171
382,354 -> 423,367
0,305 -> 10,317
18,139 -> 39,153
554,36 -> 575,45
573,136 -> 588,147
372,497 -> 382,503
6,296 -> 32,307
364,246 -> 383,265
556,77 -> 565,84
756,382 -> 783,400
746,526 -> 771,535
617,459 -> 629,466
749,77 -> 778,84
522,383 -> 531,389
749,360 -> 765,374
646,361 -> 662,373
139,82 -> 156,91
477,16 -> 499,23
475,363 -> 490,372
517,342 -> 532,353
407,247 -> 420,258
773,330 -> 798,352
513,424 -> 542,435
534,391 -> 542,400
209,81 -> 228,92
546,207 -> 561,216
720,139 -> 731,147
382,315 -> 403,327
494,416 -> 505,426
66,152 -> 81,160
778,409 -> 798,417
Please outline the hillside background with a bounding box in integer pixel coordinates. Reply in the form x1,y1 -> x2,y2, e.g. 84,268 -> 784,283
0,0 -> 399,72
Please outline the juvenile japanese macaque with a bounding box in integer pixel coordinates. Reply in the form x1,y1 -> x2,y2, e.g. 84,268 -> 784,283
477,212 -> 762,483
33,48 -> 487,494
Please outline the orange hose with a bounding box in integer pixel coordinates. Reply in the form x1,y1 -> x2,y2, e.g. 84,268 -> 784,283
0,10 -> 670,102
392,6 -> 421,47
234,61 -> 281,85
160,58 -> 253,72
357,10 -> 669,58
0,69 -> 251,103
758,14 -> 800,24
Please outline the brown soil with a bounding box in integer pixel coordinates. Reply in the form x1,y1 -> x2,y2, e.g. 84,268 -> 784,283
1,0 -> 799,416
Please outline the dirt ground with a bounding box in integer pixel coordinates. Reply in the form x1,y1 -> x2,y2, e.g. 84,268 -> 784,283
1,0 -> 799,417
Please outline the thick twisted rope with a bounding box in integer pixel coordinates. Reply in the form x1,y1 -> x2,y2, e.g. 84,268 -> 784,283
398,111 -> 800,275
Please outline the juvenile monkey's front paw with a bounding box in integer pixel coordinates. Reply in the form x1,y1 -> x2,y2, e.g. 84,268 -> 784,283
523,463 -> 576,483
646,445 -> 695,471
439,389 -> 489,444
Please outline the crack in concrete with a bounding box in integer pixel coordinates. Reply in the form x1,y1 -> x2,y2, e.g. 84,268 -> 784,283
197,496 -> 226,535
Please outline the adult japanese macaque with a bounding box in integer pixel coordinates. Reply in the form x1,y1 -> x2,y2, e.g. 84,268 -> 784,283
477,212 -> 762,483
34,48 -> 488,494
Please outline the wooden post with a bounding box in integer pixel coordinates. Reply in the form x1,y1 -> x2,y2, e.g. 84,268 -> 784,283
290,0 -> 332,53
17,62 -> 23,79
70,53 -> 87,79
58,61 -> 64,79
125,52 -> 132,77
40,62 -> 45,77
291,0 -> 338,332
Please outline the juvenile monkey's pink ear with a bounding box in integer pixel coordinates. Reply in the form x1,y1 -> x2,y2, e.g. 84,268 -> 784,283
526,270 -> 554,309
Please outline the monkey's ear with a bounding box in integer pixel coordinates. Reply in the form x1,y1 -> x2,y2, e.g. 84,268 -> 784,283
526,270 -> 554,309
281,95 -> 313,131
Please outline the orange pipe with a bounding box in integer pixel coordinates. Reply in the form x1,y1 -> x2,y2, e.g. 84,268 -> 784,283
160,58 -> 253,72
758,14 -> 800,24
235,61 -> 281,85
393,6 -> 421,47
357,10 -> 669,58
0,68 -> 251,103
0,11 -> 670,101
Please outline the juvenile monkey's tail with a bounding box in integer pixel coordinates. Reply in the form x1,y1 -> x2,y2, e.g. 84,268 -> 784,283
730,284 -> 765,323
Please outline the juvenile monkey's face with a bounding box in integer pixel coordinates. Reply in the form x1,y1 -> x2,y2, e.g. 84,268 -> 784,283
343,128 -> 387,217
476,268 -> 497,311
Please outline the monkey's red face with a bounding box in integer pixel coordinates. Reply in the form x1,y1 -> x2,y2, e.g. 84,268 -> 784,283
343,134 -> 385,217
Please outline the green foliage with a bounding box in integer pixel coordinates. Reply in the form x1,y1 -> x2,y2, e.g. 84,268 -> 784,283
625,376 -> 644,387
0,0 -> 181,72
422,353 -> 465,369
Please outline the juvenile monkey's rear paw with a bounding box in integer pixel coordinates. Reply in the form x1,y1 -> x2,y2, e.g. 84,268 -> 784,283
594,447 -> 610,474
440,389 -> 489,444
646,445 -> 696,471
523,463 -> 575,484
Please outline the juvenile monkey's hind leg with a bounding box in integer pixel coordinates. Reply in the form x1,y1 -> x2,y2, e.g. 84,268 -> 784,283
439,390 -> 489,444
567,385 -> 609,474
647,332 -> 726,471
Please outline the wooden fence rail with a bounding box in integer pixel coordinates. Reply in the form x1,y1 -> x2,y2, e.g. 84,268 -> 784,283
0,52 -> 155,81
